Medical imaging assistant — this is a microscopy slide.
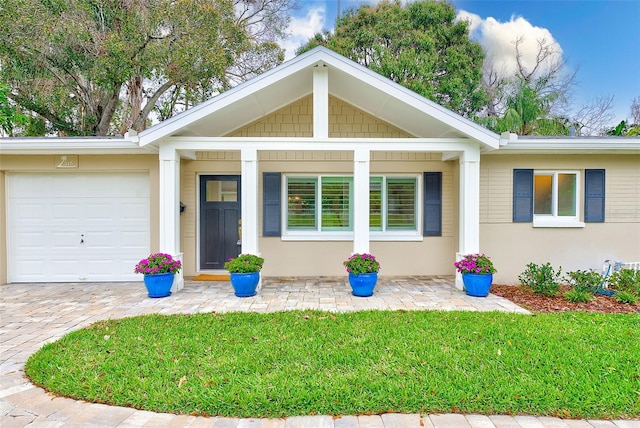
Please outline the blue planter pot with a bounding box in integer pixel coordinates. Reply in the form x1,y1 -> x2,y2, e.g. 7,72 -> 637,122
143,273 -> 174,298
348,272 -> 378,297
462,273 -> 493,297
230,272 -> 260,297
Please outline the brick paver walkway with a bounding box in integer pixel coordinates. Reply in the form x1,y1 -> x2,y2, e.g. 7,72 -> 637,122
1,277 -> 637,427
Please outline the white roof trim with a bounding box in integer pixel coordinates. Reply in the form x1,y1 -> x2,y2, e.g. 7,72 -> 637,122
491,135 -> 640,154
138,47 -> 500,149
0,136 -> 156,155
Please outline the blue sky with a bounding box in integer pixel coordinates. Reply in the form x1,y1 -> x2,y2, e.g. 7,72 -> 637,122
284,0 -> 640,127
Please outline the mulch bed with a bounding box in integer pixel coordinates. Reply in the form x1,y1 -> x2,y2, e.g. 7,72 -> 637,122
491,284 -> 640,314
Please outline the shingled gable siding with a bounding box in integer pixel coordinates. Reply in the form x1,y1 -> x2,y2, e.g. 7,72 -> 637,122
328,96 -> 412,138
227,95 -> 313,137
226,95 -> 412,139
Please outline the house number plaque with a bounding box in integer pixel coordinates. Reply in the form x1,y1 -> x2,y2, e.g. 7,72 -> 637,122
56,155 -> 78,169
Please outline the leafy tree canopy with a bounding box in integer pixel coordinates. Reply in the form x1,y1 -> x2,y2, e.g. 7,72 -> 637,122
296,0 -> 487,118
0,0 -> 295,136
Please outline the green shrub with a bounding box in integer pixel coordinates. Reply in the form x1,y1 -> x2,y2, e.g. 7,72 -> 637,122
564,270 -> 602,293
614,290 -> 639,304
608,269 -> 640,295
564,289 -> 593,303
518,262 -> 562,296
224,254 -> 264,273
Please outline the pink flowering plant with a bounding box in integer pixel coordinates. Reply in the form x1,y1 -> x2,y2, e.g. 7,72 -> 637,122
224,254 -> 264,273
134,253 -> 182,275
454,253 -> 496,274
343,253 -> 380,275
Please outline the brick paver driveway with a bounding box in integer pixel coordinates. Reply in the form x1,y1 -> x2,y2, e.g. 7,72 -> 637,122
1,278 -> 636,427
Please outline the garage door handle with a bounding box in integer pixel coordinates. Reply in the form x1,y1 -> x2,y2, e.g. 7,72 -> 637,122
80,234 -> 84,244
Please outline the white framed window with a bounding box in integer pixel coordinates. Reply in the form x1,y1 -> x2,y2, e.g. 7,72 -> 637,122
370,176 -> 419,235
284,174 -> 420,240
285,175 -> 353,238
533,171 -> 584,227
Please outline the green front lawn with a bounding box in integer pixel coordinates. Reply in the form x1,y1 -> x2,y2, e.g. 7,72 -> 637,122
25,310 -> 639,419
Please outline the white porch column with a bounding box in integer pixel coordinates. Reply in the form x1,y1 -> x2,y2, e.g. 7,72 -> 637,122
159,145 -> 183,291
313,64 -> 329,139
241,148 -> 259,255
353,148 -> 370,254
456,146 -> 481,289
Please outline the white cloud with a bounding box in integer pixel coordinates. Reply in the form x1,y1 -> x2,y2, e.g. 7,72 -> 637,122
282,7 -> 326,60
456,11 -> 564,80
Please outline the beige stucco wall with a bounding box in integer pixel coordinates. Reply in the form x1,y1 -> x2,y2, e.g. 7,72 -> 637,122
479,154 -> 640,284
0,154 -> 160,284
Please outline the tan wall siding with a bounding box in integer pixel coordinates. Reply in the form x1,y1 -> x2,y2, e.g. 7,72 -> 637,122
480,154 -> 640,224
607,164 -> 640,222
479,166 -> 512,223
479,154 -> 640,284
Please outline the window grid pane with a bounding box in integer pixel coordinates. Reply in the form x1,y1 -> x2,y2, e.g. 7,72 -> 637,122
534,174 -> 553,215
287,178 -> 316,229
558,173 -> 577,216
321,177 -> 352,230
369,178 -> 383,231
387,179 -> 416,229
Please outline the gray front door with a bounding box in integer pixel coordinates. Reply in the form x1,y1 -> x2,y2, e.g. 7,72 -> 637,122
199,175 -> 241,270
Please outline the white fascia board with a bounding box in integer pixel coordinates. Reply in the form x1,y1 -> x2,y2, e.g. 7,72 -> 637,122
0,137 -> 155,155
162,136 -> 476,153
491,137 -> 640,154
138,49 -> 332,147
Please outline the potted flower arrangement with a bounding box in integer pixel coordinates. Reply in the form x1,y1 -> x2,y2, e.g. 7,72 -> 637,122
224,254 -> 264,297
454,253 -> 497,297
343,253 -> 381,297
134,253 -> 182,298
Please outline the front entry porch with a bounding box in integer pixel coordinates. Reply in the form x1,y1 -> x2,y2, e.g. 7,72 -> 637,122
183,276 -> 528,313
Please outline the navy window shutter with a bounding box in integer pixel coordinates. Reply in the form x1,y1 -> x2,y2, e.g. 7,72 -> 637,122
584,169 -> 605,222
263,172 -> 282,236
423,172 -> 442,236
513,169 -> 533,222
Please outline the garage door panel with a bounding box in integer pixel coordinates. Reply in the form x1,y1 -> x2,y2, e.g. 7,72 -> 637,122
13,258 -> 48,282
14,231 -> 47,250
10,202 -> 45,222
120,202 -> 149,222
51,231 -> 83,250
120,230 -> 150,249
8,172 -> 150,283
52,203 -> 82,222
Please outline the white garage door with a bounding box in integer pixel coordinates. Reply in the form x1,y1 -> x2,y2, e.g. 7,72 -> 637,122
7,172 -> 150,283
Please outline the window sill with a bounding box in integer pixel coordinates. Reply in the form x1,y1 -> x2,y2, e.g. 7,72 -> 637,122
533,218 -> 585,228
282,233 -> 352,241
281,232 -> 423,242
